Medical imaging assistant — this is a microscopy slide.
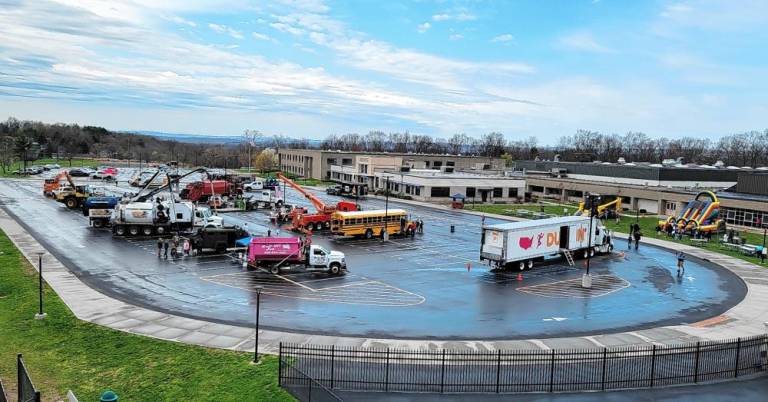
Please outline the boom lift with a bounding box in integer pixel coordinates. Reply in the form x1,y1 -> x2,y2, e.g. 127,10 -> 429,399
43,171 -> 73,197
276,172 -> 358,232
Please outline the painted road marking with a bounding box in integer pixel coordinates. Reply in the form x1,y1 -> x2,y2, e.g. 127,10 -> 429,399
518,274 -> 630,298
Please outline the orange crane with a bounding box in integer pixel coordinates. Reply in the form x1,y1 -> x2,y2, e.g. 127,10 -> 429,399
276,172 -> 358,232
43,171 -> 75,197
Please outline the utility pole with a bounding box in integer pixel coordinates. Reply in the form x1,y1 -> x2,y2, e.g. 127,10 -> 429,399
35,253 -> 46,320
253,286 -> 263,363
383,176 -> 390,240
582,194 -> 599,289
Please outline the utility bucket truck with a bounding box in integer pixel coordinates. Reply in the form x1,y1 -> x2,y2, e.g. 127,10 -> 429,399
276,172 -> 357,232
480,216 -> 613,271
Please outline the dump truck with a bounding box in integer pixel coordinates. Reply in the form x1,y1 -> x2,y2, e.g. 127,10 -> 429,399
248,237 -> 346,275
480,215 -> 612,271
82,195 -> 120,228
180,179 -> 241,202
189,225 -> 250,254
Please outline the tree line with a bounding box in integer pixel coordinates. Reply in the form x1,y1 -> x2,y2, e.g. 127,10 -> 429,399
2,117 -> 768,174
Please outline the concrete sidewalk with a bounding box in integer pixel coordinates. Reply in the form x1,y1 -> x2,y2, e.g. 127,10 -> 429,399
1,200 -> 767,356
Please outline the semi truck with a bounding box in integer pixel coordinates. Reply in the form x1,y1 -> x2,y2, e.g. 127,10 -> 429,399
245,189 -> 284,209
248,237 -> 346,275
480,215 -> 612,271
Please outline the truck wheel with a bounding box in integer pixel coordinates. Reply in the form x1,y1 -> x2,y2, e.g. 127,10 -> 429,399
65,197 -> 78,209
583,250 -> 589,259
245,186 -> 252,192
129,226 -> 140,236
329,263 -> 341,275
590,248 -> 595,257
269,266 -> 280,275
314,222 -> 322,231
526,260 -> 534,269
276,200 -> 283,206
142,226 -> 153,236
518,261 -> 525,271
92,220 -> 103,228
324,221 -> 330,229
364,229 -> 373,239
115,225 -> 126,236
156,226 -> 166,235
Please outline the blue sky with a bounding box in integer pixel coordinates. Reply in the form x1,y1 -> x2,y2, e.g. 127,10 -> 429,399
0,0 -> 766,143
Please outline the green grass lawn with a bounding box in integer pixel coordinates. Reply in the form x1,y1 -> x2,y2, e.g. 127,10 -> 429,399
0,229 -> 293,402
0,158 -> 100,178
293,178 -> 333,187
468,203 -> 768,267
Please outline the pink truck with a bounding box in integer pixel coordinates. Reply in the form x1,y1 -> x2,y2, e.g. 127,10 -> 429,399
248,237 -> 346,275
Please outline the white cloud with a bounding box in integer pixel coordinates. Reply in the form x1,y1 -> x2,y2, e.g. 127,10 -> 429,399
432,12 -> 476,22
657,0 -> 768,32
165,15 -> 197,27
269,22 -> 306,36
449,34 -> 463,41
252,32 -> 270,41
557,32 -> 613,53
208,23 -> 243,39
491,34 -> 514,43
417,22 -> 431,33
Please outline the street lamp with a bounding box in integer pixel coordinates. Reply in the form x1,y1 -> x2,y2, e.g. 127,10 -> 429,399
254,286 -> 263,363
582,194 -> 600,289
383,176 -> 390,240
35,253 -> 46,320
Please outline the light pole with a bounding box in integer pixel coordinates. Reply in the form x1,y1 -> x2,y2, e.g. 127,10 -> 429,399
35,253 -> 46,320
383,176 -> 390,240
254,286 -> 263,363
762,226 -> 766,264
582,194 -> 599,289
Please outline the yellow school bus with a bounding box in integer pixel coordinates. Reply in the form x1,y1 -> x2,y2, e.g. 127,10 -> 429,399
331,209 -> 412,239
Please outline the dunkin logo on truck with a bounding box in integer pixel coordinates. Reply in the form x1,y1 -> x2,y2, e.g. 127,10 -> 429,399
518,232 -> 560,250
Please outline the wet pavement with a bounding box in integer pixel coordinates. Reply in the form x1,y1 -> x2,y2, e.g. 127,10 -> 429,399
0,178 -> 747,339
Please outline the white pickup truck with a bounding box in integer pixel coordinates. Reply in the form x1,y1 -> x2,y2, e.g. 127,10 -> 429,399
480,215 -> 612,271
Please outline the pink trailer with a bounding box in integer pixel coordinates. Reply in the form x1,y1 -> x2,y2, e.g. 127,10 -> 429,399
248,237 -> 304,264
247,236 -> 347,275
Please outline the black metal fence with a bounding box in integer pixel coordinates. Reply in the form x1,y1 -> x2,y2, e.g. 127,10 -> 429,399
281,363 -> 343,402
17,354 -> 41,402
279,335 -> 768,394
0,376 -> 7,402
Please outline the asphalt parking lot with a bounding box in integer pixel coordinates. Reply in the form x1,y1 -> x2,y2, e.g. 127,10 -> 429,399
0,175 -> 748,339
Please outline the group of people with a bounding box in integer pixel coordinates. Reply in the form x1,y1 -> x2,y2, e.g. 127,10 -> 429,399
627,223 -> 642,250
156,235 -> 191,259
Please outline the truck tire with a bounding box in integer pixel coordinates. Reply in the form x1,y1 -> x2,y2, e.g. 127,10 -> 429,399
314,222 -> 322,231
329,263 -> 341,275
156,226 -> 166,235
518,261 -> 525,271
129,226 -> 140,236
65,197 -> 78,209
324,221 -> 330,229
589,248 -> 595,257
115,225 -> 126,236
92,219 -> 103,228
269,265 -> 280,275
142,226 -> 153,236
245,186 -> 252,192
583,249 -> 589,259
364,229 -> 373,239
526,260 -> 534,270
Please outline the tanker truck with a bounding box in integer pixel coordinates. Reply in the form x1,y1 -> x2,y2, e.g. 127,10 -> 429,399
248,237 -> 346,275
111,200 -> 222,236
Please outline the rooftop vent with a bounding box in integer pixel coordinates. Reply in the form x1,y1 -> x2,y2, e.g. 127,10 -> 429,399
617,157 -> 626,164
714,160 -> 725,168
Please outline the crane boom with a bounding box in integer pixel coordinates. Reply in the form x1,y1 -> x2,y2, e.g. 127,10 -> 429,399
276,172 -> 329,214
135,168 -> 208,202
130,170 -> 163,202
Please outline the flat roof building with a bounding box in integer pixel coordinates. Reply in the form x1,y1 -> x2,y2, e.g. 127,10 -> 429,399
374,170 -> 525,204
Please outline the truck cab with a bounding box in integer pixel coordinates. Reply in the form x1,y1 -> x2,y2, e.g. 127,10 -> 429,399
194,207 -> 223,228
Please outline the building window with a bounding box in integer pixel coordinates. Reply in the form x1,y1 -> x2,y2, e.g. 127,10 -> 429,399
415,187 -> 421,196
446,161 -> 455,167
665,202 -> 677,211
493,187 -> 503,197
425,161 -> 430,167
433,161 -> 443,168
431,187 -> 450,197
342,158 -> 353,166
466,187 -> 476,197
508,188 -> 518,198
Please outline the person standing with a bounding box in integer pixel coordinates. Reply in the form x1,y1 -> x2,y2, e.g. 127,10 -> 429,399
627,224 -> 634,249
183,238 -> 190,256
163,238 -> 169,260
677,252 -> 686,276
633,228 -> 642,250
157,237 -> 163,258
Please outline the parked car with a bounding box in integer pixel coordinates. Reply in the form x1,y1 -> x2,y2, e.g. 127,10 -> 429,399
244,180 -> 264,192
326,185 -> 343,195
43,164 -> 60,171
68,168 -> 90,177
92,167 -> 117,181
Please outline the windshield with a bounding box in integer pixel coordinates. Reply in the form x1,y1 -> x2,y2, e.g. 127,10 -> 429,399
317,246 -> 329,254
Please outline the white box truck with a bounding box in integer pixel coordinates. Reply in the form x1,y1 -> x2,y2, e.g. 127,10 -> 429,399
480,216 -> 613,271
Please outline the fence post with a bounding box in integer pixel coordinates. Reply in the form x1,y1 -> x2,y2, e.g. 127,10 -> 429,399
694,342 -> 701,383
601,348 -> 607,391
330,345 -> 335,389
650,344 -> 657,387
278,343 -> 283,386
17,354 -> 21,402
734,338 -> 741,378
34,391 -> 41,402
495,350 -> 501,394
549,349 -> 555,393
440,350 -> 446,394
385,348 -> 390,392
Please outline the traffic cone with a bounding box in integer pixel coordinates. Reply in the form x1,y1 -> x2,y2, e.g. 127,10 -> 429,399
517,273 -> 523,281
466,262 -> 471,272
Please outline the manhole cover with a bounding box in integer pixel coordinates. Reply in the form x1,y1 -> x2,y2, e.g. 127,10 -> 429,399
518,274 -> 629,298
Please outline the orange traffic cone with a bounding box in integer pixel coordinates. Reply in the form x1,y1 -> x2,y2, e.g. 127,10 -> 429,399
517,273 -> 523,281
466,262 -> 471,272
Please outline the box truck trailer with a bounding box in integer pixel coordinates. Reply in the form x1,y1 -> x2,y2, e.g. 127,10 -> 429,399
480,215 -> 612,271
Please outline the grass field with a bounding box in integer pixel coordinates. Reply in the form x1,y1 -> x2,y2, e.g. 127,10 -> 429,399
0,158 -> 100,178
468,202 -> 768,266
0,229 -> 292,402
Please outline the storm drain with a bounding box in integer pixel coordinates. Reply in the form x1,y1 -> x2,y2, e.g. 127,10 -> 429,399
518,274 -> 630,298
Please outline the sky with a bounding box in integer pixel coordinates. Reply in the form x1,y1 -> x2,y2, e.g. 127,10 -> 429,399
0,0 -> 766,143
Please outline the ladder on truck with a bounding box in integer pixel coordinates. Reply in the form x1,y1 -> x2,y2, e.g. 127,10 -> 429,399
561,249 -> 575,267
